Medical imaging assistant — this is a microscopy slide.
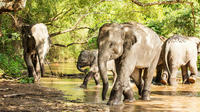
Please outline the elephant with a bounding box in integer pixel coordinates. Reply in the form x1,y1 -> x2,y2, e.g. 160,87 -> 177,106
156,35 -> 200,86
98,22 -> 163,105
77,49 -> 117,89
21,23 -> 50,82
154,36 -> 167,84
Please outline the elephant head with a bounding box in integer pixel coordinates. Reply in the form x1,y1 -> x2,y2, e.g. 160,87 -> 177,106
98,23 -> 128,100
77,50 -> 97,73
189,37 -> 200,53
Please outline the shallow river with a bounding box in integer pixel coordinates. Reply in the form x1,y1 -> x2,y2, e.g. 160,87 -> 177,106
40,63 -> 200,112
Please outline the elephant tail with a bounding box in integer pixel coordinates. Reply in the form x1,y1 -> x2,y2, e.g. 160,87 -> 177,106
164,41 -> 171,75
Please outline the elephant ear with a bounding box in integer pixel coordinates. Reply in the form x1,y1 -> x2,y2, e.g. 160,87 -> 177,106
189,37 -> 200,53
122,27 -> 137,50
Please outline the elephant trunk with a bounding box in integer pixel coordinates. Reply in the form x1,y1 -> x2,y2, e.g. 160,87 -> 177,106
98,54 -> 109,100
77,63 -> 86,73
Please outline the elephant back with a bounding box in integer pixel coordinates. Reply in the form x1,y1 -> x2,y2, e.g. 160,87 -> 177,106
31,23 -> 49,47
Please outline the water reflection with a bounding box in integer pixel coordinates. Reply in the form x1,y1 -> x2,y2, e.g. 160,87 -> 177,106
44,62 -> 80,74
42,63 -> 200,112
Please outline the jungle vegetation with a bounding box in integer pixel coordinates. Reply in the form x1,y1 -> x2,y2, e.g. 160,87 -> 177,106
0,0 -> 200,79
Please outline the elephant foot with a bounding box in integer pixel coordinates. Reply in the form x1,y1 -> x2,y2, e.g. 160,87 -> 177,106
80,84 -> 87,89
142,90 -> 150,101
188,75 -> 196,84
124,98 -> 135,103
169,78 -> 177,86
160,79 -> 167,85
123,88 -> 135,103
160,73 -> 168,85
107,89 -> 123,105
34,75 -> 41,83
107,99 -> 123,105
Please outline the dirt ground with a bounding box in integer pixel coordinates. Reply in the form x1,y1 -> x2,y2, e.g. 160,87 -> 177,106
0,80 -> 108,112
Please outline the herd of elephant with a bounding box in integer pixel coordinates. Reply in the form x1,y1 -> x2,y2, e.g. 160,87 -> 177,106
23,22 -> 200,105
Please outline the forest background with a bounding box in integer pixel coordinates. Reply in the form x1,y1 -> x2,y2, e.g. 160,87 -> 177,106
0,0 -> 200,79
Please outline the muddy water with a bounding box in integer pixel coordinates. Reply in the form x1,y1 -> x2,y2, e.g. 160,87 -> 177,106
41,63 -> 200,112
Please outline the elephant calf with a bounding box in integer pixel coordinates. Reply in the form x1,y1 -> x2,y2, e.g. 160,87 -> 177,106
159,35 -> 200,85
77,49 -> 117,89
22,23 -> 50,82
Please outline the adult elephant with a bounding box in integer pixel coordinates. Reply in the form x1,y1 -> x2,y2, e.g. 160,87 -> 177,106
77,49 -> 117,89
158,35 -> 200,85
98,22 -> 162,105
22,23 -> 50,82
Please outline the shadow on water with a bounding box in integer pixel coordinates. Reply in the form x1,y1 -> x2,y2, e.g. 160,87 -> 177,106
42,62 -> 200,112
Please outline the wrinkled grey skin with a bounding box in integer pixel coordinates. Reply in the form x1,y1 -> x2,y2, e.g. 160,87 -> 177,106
77,49 -> 117,89
158,35 -> 200,86
98,22 -> 162,105
22,23 -> 50,82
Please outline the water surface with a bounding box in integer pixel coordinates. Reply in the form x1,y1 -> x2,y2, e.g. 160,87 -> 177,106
41,63 -> 200,112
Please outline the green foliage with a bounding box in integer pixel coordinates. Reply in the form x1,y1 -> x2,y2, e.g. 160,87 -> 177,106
0,25 -> 24,77
1,0 -> 200,78
19,77 -> 34,83
0,52 -> 24,78
198,56 -> 200,70
88,37 -> 98,49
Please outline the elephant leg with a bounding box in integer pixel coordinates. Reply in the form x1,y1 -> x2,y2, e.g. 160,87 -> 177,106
155,64 -> 162,83
123,81 -> 135,103
111,69 -> 117,87
142,52 -> 160,100
34,53 -> 45,82
24,53 -> 37,81
169,66 -> 178,86
108,56 -> 136,105
181,65 -> 189,84
34,55 -> 40,76
130,68 -> 143,96
37,50 -> 45,78
31,54 -> 39,82
80,72 -> 93,89
93,73 -> 100,86
188,61 -> 198,84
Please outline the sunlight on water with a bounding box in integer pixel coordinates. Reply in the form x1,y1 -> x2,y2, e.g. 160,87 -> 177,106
40,78 -> 105,104
41,63 -> 200,112
44,62 -> 81,74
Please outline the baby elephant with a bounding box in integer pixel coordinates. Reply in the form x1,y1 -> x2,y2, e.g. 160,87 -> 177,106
160,35 -> 200,85
77,49 -> 117,89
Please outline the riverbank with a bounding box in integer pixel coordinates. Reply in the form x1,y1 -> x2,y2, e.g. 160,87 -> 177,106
0,79 -> 108,112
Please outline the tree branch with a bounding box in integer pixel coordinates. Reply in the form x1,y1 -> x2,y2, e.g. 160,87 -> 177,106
131,0 -> 195,28
52,42 -> 87,48
49,27 -> 93,37
48,8 -> 72,23
49,0 -> 106,38
131,0 -> 191,6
